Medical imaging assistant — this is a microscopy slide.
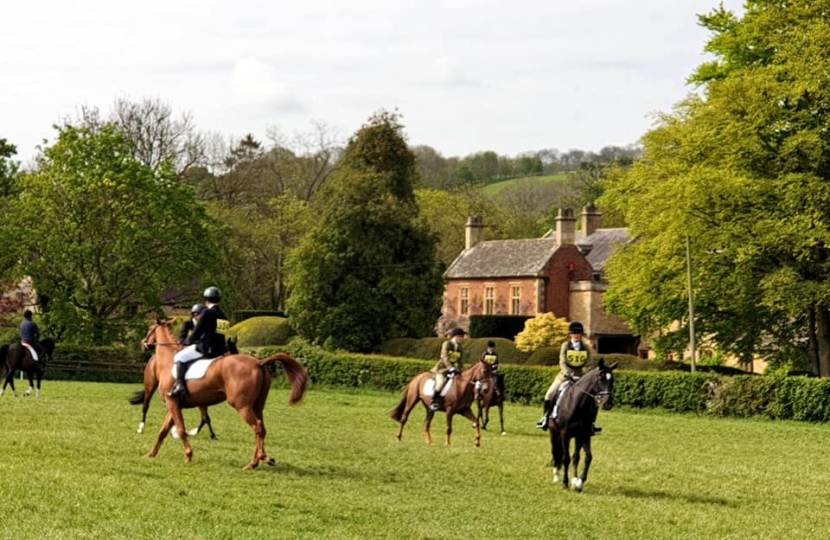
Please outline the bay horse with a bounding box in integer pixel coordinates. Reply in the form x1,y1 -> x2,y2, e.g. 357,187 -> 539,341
548,358 -> 617,491
0,338 -> 56,398
476,372 -> 506,436
140,318 -> 308,470
128,354 -> 217,439
390,359 -> 492,446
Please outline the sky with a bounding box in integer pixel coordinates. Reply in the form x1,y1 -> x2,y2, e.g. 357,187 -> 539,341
2,0 -> 745,165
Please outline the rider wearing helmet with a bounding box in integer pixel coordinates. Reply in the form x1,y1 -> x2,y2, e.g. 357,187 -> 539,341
178,304 -> 206,345
20,309 -> 42,360
535,321 -> 601,434
169,287 -> 230,397
429,327 -> 467,411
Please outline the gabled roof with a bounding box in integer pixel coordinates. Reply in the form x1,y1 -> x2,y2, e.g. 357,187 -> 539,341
580,228 -> 629,272
444,238 -> 560,279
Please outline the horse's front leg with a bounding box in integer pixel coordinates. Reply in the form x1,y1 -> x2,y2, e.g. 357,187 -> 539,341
146,412 -> 175,458
579,437 -> 593,490
459,407 -> 481,447
561,439 -> 571,490
497,401 -> 506,436
35,370 -> 43,398
423,410 -> 435,445
166,401 -> 193,463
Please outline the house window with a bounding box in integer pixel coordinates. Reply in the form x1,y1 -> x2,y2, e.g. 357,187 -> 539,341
485,286 -> 495,315
459,287 -> 469,315
510,285 -> 521,314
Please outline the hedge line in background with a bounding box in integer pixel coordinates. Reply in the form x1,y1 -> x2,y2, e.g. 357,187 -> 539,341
35,340 -> 830,422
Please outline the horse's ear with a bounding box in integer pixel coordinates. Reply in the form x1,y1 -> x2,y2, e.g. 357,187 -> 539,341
609,361 -> 619,371
598,357 -> 606,369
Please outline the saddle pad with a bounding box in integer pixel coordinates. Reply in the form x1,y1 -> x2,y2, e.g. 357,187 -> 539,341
423,377 -> 453,397
21,343 -> 39,362
171,357 -> 220,381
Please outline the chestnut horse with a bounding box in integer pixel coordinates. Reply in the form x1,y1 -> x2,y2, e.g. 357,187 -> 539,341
140,318 -> 308,469
390,359 -> 492,446
128,354 -> 217,439
548,358 -> 617,491
0,338 -> 56,398
476,372 -> 506,436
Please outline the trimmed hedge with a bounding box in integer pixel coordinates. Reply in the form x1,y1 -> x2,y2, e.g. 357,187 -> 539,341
226,316 -> 296,347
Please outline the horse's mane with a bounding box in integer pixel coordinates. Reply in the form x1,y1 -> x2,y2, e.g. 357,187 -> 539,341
556,367 -> 601,426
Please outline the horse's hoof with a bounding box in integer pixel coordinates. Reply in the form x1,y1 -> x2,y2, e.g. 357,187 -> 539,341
501,431 -> 507,436
266,458 -> 277,466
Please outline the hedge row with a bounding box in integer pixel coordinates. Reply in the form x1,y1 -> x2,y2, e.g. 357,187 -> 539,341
37,341 -> 830,422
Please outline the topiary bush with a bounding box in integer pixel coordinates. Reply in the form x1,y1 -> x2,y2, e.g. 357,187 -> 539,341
227,316 -> 296,347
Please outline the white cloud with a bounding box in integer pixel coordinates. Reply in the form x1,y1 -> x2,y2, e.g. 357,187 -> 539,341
1,0 -> 745,163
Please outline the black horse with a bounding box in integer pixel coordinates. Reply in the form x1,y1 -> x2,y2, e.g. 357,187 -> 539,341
548,357 -> 617,491
0,338 -> 56,398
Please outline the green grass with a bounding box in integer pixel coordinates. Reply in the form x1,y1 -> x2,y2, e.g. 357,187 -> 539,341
481,172 -> 572,196
2,381 -> 830,539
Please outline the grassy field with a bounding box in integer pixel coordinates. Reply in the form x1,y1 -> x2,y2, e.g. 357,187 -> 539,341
481,172 -> 572,196
2,381 -> 830,539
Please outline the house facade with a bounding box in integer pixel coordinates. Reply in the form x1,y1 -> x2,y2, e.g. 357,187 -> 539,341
442,205 -> 639,355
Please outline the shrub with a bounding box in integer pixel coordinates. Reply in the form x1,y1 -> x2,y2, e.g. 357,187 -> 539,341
226,316 -> 296,347
514,313 -> 569,353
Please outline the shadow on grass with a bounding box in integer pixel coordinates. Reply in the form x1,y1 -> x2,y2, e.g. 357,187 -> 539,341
604,486 -> 738,507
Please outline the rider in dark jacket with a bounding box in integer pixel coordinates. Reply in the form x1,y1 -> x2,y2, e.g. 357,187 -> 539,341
169,288 -> 230,397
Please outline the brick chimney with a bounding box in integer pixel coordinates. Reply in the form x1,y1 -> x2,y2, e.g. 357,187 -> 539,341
555,208 -> 576,245
465,215 -> 484,250
581,203 -> 602,236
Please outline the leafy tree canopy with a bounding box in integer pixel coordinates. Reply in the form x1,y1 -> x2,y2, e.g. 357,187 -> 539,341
0,122 -> 219,342
601,0 -> 830,373
286,111 -> 444,352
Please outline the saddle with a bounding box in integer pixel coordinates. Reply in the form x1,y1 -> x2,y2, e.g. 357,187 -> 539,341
423,376 -> 455,397
171,357 -> 221,381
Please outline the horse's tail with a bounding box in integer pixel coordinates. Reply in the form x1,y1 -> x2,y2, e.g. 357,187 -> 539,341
260,353 -> 309,405
390,388 -> 408,423
128,391 -> 145,405
0,343 -> 9,379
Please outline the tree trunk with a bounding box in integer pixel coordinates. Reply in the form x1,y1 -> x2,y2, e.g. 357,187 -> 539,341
815,307 -> 830,377
809,307 -> 820,376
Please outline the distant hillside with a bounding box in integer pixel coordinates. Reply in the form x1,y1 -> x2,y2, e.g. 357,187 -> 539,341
481,172 -> 572,196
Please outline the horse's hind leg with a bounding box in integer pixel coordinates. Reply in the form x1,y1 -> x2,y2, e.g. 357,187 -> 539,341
1,372 -> 16,397
35,370 -> 43,398
236,406 -> 270,470
23,372 -> 34,397
497,402 -> 506,435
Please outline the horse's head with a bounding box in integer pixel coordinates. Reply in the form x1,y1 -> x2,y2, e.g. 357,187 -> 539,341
141,317 -> 176,352
470,358 -> 493,399
594,357 -> 618,411
40,338 -> 56,362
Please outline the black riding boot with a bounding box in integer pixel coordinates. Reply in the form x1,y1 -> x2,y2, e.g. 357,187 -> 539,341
169,362 -> 190,397
536,399 -> 553,430
429,388 -> 442,411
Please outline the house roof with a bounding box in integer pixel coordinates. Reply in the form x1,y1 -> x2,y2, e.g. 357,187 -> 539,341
444,238 -> 560,279
445,227 -> 631,280
580,228 -> 629,272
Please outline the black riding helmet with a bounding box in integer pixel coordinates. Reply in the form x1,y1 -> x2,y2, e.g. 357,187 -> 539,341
191,303 -> 206,316
203,286 -> 222,303
568,321 -> 584,334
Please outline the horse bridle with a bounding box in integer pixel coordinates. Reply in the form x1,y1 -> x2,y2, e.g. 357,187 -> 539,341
574,371 -> 612,403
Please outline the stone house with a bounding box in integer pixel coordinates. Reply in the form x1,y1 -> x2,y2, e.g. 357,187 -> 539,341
441,205 -> 638,355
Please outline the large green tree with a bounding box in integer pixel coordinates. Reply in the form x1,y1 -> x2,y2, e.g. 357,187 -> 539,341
0,123 -> 219,342
286,112 -> 444,352
601,1 -> 830,374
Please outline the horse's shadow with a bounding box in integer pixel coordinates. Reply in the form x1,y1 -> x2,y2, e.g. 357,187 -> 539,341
601,486 -> 738,507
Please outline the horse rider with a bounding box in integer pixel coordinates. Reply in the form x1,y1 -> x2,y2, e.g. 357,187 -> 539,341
429,327 -> 466,411
178,304 -> 206,345
20,309 -> 42,361
481,340 -> 505,399
169,287 -> 230,398
535,321 -> 602,434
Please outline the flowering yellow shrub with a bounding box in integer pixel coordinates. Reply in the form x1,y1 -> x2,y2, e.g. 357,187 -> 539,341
514,313 -> 570,353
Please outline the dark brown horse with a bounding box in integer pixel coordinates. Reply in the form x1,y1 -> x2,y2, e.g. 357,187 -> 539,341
390,359 -> 492,446
548,358 -> 617,491
0,338 -> 56,398
140,318 -> 308,469
128,354 -> 217,439
476,372 -> 506,436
